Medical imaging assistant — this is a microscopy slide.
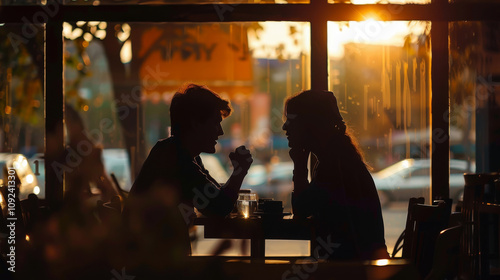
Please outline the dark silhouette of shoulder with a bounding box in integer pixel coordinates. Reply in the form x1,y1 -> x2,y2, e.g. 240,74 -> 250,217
129,137 -> 185,196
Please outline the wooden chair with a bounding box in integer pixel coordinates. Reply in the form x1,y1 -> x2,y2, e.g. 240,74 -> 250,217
449,211 -> 464,228
19,193 -> 46,234
461,172 -> 500,279
394,197 -> 450,278
97,173 -> 126,224
425,225 -> 463,280
97,195 -> 123,224
110,173 -> 129,199
392,197 -> 425,258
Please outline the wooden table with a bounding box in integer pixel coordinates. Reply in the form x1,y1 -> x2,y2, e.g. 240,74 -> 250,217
194,215 -> 315,259
192,216 -> 419,279
185,257 -> 419,280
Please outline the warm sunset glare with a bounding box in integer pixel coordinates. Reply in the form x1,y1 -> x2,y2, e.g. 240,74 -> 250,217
0,0 -> 494,277
348,0 -> 429,3
248,22 -> 310,59
249,21 -> 427,59
374,259 -> 390,266
328,21 -> 428,58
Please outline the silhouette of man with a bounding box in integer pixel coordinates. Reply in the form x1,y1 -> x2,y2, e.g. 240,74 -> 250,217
125,84 -> 253,257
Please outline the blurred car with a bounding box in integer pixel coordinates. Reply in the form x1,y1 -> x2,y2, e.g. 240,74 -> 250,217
372,159 -> 475,207
28,153 -> 45,199
0,153 -> 41,200
26,150 -> 132,198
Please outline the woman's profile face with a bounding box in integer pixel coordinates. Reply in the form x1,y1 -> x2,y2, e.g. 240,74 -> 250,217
282,112 -> 309,149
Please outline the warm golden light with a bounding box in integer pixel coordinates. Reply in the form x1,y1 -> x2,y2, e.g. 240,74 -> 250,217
374,259 -> 390,266
95,30 -> 106,40
26,174 -> 34,184
13,157 -> 22,169
265,260 -> 291,264
83,33 -> 93,42
63,22 -> 72,38
120,40 -> 132,64
248,22 -> 310,59
364,17 -> 378,23
350,0 -> 429,3
327,21 -> 428,58
247,20 -> 427,60
25,235 -> 30,242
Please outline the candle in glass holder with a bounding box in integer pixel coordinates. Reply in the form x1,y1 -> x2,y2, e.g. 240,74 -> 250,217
237,190 -> 257,218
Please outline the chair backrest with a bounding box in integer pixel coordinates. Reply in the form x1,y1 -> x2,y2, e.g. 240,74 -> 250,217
448,211 -> 464,228
97,195 -> 123,224
98,173 -> 126,224
400,197 -> 425,258
110,173 -> 129,199
425,225 -> 463,280
403,200 -> 450,278
20,193 -> 40,233
461,173 -> 500,278
391,197 -> 425,258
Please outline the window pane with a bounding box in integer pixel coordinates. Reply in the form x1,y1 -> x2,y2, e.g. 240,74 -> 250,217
0,24 -> 45,200
449,22 -> 478,203
64,22 -> 131,196
63,20 -> 309,192
64,0 -> 307,5
328,20 -> 431,256
449,21 -> 500,199
63,21 -> 310,255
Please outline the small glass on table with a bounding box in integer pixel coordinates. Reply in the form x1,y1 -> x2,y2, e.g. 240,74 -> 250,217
236,189 -> 258,218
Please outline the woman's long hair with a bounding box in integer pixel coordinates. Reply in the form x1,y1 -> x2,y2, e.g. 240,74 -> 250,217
284,90 -> 368,168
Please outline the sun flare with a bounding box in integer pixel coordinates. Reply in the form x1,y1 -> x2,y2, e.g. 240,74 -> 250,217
249,20 -> 427,59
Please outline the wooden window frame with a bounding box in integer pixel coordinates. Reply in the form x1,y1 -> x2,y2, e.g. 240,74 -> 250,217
2,0 -> 497,208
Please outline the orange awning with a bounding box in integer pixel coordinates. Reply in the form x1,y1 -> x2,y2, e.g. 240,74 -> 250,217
139,24 -> 254,100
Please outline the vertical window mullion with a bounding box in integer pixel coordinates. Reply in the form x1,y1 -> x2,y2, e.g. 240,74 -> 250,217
45,18 -> 65,210
310,19 -> 328,91
310,1 -> 328,91
431,19 -> 450,201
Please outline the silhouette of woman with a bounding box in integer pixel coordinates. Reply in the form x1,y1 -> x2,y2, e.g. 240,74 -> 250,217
282,90 -> 389,260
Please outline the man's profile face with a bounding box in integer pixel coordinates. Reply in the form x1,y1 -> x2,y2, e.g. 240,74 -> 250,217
192,112 -> 224,154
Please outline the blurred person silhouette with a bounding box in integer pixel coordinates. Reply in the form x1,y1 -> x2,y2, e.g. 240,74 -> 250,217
13,104 -> 126,280
282,90 -> 389,260
64,104 -> 120,208
125,84 -> 253,257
